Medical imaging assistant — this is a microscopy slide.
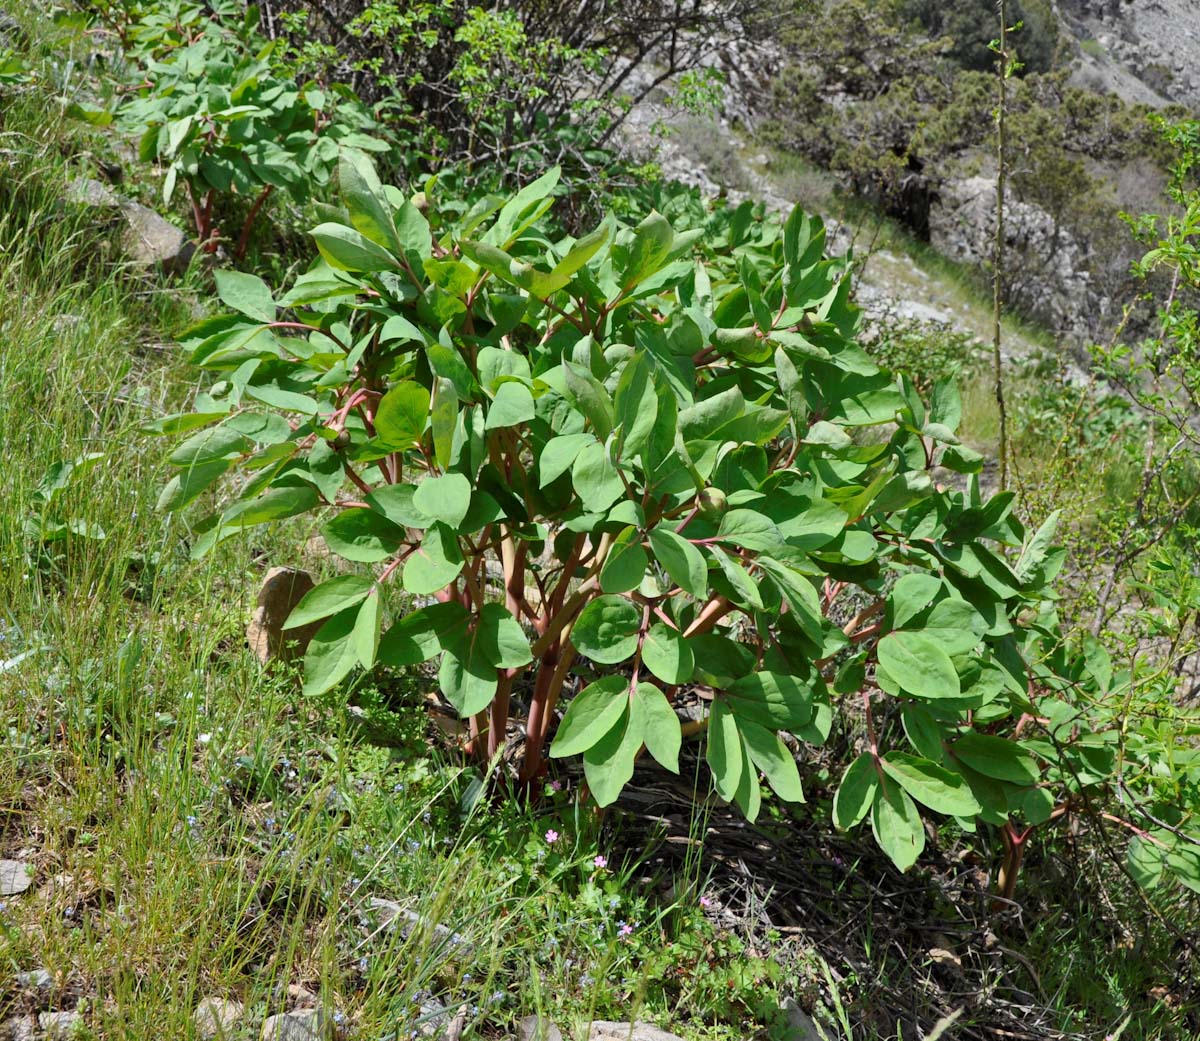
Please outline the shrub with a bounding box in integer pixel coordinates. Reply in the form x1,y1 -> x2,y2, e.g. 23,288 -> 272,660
157,152 -> 1200,893
109,3 -> 394,258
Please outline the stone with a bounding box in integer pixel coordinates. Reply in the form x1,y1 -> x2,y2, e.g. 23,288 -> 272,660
246,567 -> 320,665
0,860 -> 33,896
588,1023 -> 685,1041
779,998 -> 821,1041
38,1012 -> 83,1039
66,178 -> 194,273
414,1000 -> 450,1038
285,985 -> 318,1009
195,997 -> 244,1040
368,900 -> 474,953
518,1016 -> 563,1041
261,1008 -> 329,1041
4,1016 -> 36,1041
15,968 -> 52,990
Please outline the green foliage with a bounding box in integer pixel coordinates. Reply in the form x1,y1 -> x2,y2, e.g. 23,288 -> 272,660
107,5 -> 392,258
900,0 -> 1060,74
153,148 -> 1200,891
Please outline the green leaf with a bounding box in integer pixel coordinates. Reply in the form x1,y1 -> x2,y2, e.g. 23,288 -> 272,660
321,508 -> 406,563
880,753 -> 981,817
431,378 -> 458,471
930,377 -> 962,431
438,638 -> 496,717
285,575 -> 374,629
951,733 -> 1040,785
402,523 -> 465,595
302,607 -> 361,696
833,753 -> 878,830
311,222 -> 397,272
339,148 -> 401,255
476,603 -> 532,668
219,486 -> 319,530
635,682 -> 680,772
725,671 -> 813,730
563,358 -> 614,439
707,700 -> 744,803
641,623 -> 694,685
214,270 -> 275,324
741,720 -> 805,804
377,602 -> 469,666
169,426 -> 250,466
600,525 -> 649,594
715,510 -> 784,552
614,353 -> 658,458
1017,787 -> 1056,826
583,704 -> 642,807
352,589 -> 381,668
156,458 -> 232,511
890,573 -> 942,629
572,441 -> 625,512
871,783 -> 925,872
485,381 -> 535,430
367,484 -> 433,529
550,675 -> 629,758
1127,835 -> 1165,889
648,526 -> 708,598
413,473 -> 472,529
622,210 -> 675,287
876,631 -> 960,700
540,433 -> 595,487
571,595 -> 641,664
375,382 -> 430,449
901,705 -> 945,762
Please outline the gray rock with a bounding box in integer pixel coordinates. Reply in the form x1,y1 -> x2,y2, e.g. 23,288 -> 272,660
0,860 -> 33,896
246,567 -> 319,665
15,968 -> 52,990
929,175 -> 1102,344
38,1012 -> 82,1039
195,997 -> 244,1040
4,1016 -> 37,1041
66,178 -> 194,273
368,900 -> 474,954
588,1023 -> 685,1041
120,199 -> 194,272
261,1008 -> 329,1041
518,1016 -> 563,1041
779,998 -> 821,1041
414,1000 -> 450,1038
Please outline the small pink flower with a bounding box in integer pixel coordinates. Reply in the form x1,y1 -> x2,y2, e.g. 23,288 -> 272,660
549,780 -> 563,792
545,829 -> 559,844
618,922 -> 634,937
593,855 -> 608,869
699,896 -> 713,909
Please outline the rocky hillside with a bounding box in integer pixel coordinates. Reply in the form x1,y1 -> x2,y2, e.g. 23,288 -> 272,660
1059,0 -> 1200,109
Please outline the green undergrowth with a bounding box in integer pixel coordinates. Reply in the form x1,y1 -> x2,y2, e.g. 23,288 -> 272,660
0,94 -> 812,1041
1,19 -> 1198,1041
